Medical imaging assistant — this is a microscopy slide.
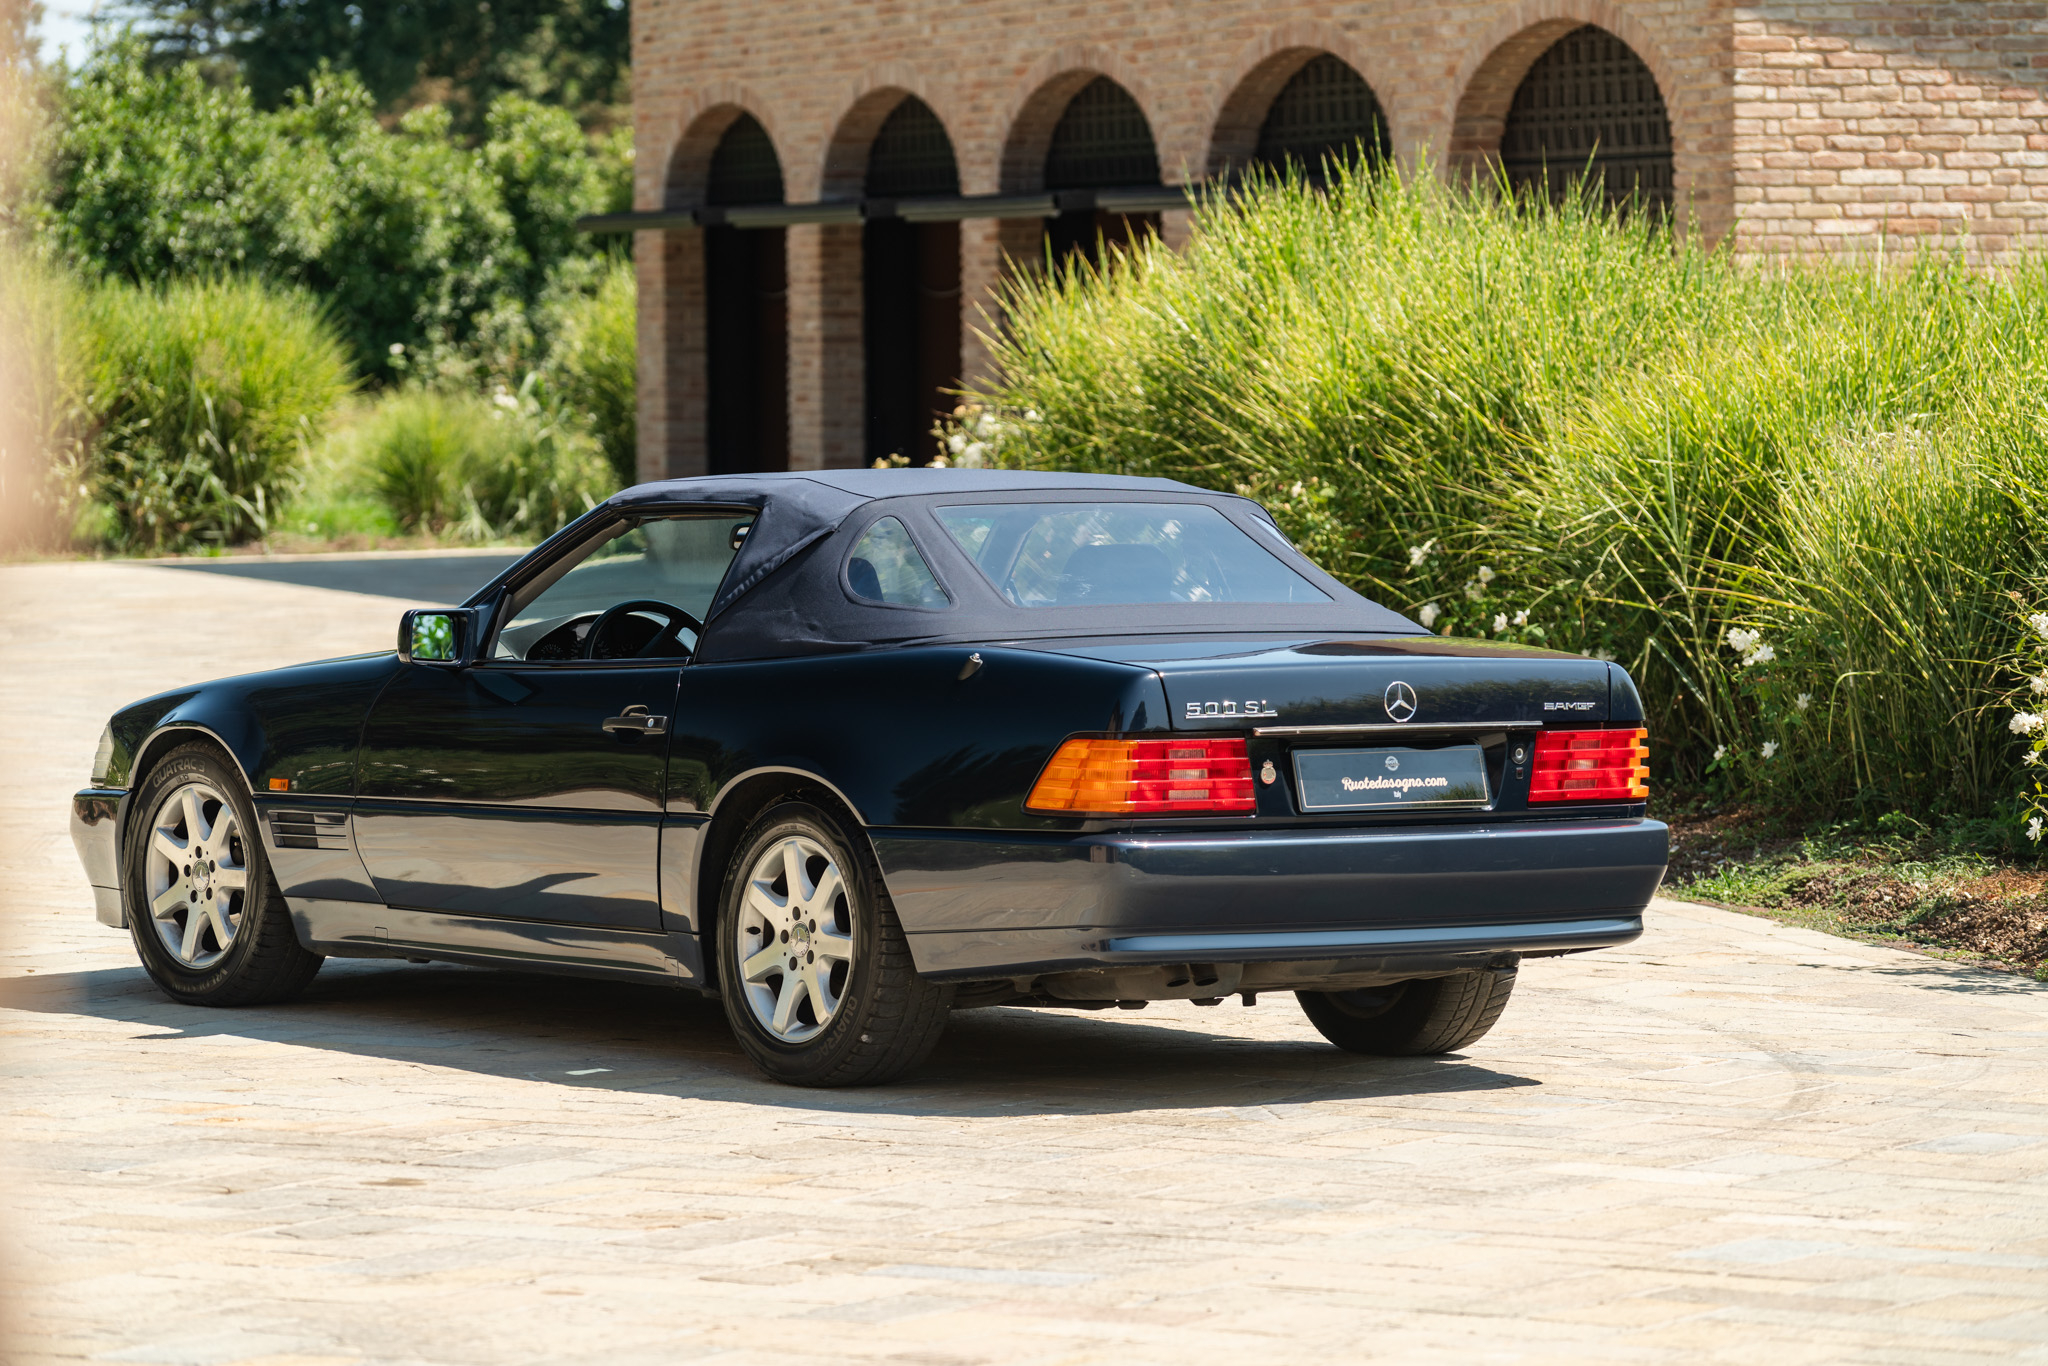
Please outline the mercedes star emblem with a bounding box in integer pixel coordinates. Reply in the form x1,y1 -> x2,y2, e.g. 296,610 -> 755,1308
1383,680 -> 1418,723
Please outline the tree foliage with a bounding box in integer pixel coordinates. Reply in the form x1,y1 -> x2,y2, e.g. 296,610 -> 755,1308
116,0 -> 628,131
36,36 -> 628,380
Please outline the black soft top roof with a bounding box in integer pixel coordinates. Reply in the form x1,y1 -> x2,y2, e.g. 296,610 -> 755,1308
589,469 -> 1420,660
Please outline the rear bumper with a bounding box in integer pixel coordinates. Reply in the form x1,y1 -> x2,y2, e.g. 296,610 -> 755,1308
72,788 -> 126,928
872,817 -> 1666,980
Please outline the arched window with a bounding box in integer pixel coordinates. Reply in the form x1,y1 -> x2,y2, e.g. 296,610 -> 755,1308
863,98 -> 961,465
1043,77 -> 1160,266
704,114 -> 788,474
1500,26 -> 1672,213
1254,54 -> 1390,183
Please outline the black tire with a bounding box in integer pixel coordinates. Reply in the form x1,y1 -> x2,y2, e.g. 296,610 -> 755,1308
123,742 -> 323,1006
714,800 -> 951,1087
1296,967 -> 1517,1056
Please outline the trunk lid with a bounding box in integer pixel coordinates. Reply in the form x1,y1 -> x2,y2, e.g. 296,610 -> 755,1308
1029,636 -> 1612,731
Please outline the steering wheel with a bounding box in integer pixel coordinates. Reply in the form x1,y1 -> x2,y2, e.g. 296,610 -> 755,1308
579,599 -> 705,661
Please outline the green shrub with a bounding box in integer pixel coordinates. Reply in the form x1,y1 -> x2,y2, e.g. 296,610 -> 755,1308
542,256 -> 636,483
83,274 -> 354,552
958,167 -> 2048,821
39,40 -> 623,382
323,381 -> 614,541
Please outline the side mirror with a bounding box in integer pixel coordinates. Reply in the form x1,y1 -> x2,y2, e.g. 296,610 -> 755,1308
398,608 -> 472,665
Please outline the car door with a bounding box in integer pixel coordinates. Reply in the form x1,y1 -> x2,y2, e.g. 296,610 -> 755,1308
354,511 -> 751,930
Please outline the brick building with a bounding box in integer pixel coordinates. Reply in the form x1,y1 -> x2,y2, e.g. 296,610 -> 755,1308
604,1 -> 2048,480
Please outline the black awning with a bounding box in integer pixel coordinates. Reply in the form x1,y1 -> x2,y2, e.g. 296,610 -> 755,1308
577,184 -> 1200,234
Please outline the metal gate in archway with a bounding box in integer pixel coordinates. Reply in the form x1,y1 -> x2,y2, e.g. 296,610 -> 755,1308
1500,26 -> 1672,213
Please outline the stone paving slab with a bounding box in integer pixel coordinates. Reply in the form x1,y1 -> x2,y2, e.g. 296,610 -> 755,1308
3,559 -> 2047,1364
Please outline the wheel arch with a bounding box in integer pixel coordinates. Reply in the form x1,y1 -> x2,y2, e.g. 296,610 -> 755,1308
693,766 -> 874,981
118,723 -> 256,864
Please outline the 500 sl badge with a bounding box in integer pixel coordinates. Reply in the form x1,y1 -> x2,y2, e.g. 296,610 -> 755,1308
1185,699 -> 1279,718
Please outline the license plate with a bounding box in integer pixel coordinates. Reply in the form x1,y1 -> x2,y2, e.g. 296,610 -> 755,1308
1292,745 -> 1490,811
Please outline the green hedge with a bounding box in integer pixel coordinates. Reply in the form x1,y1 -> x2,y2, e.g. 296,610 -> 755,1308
955,169 -> 2048,824
83,274 -> 354,552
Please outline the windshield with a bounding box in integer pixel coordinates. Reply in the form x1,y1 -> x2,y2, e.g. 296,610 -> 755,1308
933,502 -> 1329,608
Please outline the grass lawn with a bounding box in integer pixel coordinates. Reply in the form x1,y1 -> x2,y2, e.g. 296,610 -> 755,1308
1661,806 -> 2048,981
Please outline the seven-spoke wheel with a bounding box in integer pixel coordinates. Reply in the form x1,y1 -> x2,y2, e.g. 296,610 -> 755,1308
143,780 -> 249,970
123,743 -> 323,1006
733,834 -> 856,1043
715,801 -> 951,1086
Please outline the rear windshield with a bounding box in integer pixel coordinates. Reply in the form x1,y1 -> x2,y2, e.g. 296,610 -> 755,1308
932,502 -> 1330,607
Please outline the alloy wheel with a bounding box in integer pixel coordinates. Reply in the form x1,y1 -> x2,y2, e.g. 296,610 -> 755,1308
733,834 -> 856,1043
143,781 -> 248,970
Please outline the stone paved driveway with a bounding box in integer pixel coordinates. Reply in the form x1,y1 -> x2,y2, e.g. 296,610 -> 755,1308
3,557 -> 2046,1366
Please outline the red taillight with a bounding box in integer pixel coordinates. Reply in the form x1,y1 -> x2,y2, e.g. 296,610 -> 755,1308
1529,728 -> 1649,802
1026,737 -> 1257,815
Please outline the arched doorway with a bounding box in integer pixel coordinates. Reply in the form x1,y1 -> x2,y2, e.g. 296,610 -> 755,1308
1499,26 -> 1672,212
704,114 -> 788,474
1043,77 -> 1161,266
1253,54 -> 1390,184
863,98 -> 961,466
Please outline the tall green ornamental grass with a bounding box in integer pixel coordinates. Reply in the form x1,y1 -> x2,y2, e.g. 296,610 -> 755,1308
84,275 -> 354,552
957,168 -> 2048,824
320,382 -> 614,541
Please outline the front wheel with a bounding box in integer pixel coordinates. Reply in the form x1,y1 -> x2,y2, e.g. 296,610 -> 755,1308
715,801 -> 951,1086
123,742 -> 323,1006
1297,967 -> 1517,1056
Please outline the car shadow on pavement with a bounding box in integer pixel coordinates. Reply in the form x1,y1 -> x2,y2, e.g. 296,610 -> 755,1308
0,958 -> 1542,1116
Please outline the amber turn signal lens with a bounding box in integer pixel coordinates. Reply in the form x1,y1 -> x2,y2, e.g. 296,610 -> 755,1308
1026,737 -> 1257,815
1528,728 -> 1649,802
268,778 -> 291,792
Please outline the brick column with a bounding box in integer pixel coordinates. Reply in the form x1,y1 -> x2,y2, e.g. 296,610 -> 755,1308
638,229 -> 707,481
785,222 -> 864,470
957,216 -> 1007,393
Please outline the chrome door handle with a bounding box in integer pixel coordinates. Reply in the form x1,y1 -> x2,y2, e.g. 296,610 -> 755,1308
601,706 -> 668,736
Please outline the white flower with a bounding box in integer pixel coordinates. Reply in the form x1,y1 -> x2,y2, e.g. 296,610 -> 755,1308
492,390 -> 518,412
2031,816 -> 2044,843
1594,649 -> 1616,662
960,442 -> 989,468
2027,751 -> 2042,766
1513,609 -> 1529,626
1407,538 -> 1437,568
1726,627 -> 1760,656
2012,712 -> 2045,735
388,341 -> 406,356
947,431 -> 967,454
1418,603 -> 1440,628
1713,745 -> 1727,762
1744,644 -> 1776,667
1464,580 -> 1483,601
2031,612 -> 2048,640
1493,613 -> 1508,634
1024,409 -> 1042,422
2032,673 -> 2048,696
1795,692 -> 1812,712
1477,566 -> 1496,585
1761,740 -> 1779,759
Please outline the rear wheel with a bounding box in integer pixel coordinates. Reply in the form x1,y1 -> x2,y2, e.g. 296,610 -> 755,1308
123,742 -> 323,1006
715,801 -> 951,1086
1296,967 -> 1516,1056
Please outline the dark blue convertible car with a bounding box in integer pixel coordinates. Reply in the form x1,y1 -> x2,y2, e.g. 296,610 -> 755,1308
71,470 -> 1667,1085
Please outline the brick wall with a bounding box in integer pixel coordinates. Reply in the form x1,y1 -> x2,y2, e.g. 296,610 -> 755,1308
631,0 -> 2048,478
1734,4 -> 2048,258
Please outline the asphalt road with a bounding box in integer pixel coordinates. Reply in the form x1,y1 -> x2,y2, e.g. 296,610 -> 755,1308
1,553 -> 2045,1366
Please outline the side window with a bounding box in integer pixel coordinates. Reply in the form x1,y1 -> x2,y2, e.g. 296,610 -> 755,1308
497,514 -> 751,661
846,517 -> 949,609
